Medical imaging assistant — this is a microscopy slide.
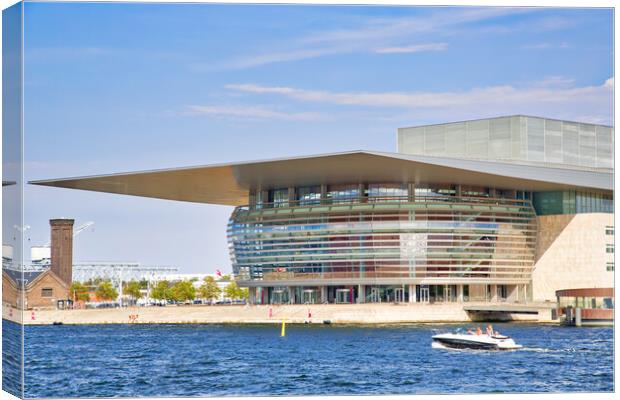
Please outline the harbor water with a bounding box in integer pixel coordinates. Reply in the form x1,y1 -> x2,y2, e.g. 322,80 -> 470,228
5,321 -> 614,397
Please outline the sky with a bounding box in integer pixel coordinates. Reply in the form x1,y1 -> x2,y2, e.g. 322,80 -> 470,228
20,3 -> 613,273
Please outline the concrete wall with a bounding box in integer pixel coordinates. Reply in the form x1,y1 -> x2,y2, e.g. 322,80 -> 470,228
532,213 -> 614,302
2,302 -> 550,325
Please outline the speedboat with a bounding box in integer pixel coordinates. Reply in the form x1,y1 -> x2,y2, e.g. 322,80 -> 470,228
432,332 -> 522,350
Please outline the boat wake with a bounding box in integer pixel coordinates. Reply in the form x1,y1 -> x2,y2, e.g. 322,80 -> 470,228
519,347 -> 576,353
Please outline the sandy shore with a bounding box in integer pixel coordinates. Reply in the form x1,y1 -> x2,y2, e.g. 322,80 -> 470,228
2,302 -> 554,325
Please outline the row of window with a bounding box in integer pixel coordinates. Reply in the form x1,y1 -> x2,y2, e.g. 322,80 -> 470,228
532,190 -> 613,215
251,184 -> 532,208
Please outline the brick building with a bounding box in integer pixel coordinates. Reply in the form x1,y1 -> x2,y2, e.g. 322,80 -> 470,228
2,219 -> 74,310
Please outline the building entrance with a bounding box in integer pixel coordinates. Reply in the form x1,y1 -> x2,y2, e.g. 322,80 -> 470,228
444,285 -> 452,302
271,288 -> 287,304
336,288 -> 351,303
370,288 -> 381,303
419,285 -> 430,303
303,289 -> 318,304
394,288 -> 405,303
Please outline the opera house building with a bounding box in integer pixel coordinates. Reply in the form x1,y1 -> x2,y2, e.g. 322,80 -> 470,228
33,116 -> 614,306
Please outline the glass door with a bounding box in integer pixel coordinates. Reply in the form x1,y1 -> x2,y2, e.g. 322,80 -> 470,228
444,285 -> 452,302
370,288 -> 381,303
303,289 -> 317,304
336,289 -> 350,304
420,285 -> 430,303
394,288 -> 405,303
271,289 -> 285,304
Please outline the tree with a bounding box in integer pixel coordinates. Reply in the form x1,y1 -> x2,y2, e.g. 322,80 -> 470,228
124,280 -> 143,301
171,280 -> 196,302
219,274 -> 232,282
224,281 -> 248,301
95,281 -> 118,301
199,276 -> 221,302
70,282 -> 90,302
151,280 -> 171,300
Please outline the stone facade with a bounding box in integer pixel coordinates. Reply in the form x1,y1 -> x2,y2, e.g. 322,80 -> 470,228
532,213 -> 614,302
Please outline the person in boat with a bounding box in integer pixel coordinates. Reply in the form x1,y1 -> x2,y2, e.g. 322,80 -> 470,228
476,327 -> 482,335
466,328 -> 474,335
486,324 -> 494,336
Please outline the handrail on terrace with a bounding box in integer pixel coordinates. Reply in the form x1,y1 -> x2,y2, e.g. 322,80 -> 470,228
234,195 -> 533,212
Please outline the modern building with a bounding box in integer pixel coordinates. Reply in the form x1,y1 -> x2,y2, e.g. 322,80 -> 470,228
31,115 -> 614,306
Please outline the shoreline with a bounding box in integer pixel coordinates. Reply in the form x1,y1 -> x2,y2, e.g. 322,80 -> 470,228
2,302 -> 556,326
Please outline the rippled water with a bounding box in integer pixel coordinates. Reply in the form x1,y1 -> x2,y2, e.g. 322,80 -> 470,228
2,320 -> 23,398
15,322 -> 614,397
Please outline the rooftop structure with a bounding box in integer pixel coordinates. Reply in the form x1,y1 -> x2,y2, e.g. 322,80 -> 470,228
398,115 -> 613,171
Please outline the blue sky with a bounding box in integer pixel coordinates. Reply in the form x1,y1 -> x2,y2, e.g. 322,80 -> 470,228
21,3 -> 613,273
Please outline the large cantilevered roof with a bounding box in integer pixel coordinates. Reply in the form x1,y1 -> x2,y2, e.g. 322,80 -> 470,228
29,150 -> 613,206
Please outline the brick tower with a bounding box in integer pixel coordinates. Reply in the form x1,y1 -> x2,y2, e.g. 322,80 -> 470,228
49,219 -> 74,286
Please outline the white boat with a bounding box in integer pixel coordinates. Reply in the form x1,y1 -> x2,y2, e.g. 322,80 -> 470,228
432,332 -> 522,350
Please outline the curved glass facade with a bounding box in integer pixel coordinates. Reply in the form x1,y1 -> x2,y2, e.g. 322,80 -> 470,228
228,185 -> 537,290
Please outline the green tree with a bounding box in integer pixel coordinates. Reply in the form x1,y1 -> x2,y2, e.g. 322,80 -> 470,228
151,280 -> 171,300
199,276 -> 221,302
224,281 -> 248,301
219,274 -> 231,282
238,287 -> 249,301
123,280 -> 143,301
70,282 -> 90,302
95,281 -> 118,301
171,280 -> 196,302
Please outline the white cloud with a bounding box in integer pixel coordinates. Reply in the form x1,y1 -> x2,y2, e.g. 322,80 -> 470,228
215,8 -> 534,69
374,42 -> 448,54
522,42 -> 570,50
184,105 -> 321,121
225,77 -> 614,125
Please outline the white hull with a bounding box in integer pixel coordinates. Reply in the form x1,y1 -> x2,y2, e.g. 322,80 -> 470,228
432,333 -> 522,350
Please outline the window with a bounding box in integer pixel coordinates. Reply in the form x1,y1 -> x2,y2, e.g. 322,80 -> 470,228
269,188 -> 289,208
41,288 -> 53,297
606,226 -> 614,236
367,184 -> 408,201
297,186 -> 321,206
606,244 -> 614,254
606,262 -> 614,272
327,184 -> 359,204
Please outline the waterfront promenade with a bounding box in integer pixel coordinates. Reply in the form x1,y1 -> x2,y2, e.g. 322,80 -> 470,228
2,302 -> 555,325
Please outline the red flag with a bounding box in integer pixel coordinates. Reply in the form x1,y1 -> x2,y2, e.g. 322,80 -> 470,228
216,269 -> 222,277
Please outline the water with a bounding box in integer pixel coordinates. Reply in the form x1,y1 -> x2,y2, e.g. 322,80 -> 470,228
11,321 -> 615,397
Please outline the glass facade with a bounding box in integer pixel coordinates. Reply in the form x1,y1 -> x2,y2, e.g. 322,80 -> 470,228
398,116 -> 614,170
532,190 -> 613,215
229,184 -> 537,288
327,184 -> 359,203
297,186 -> 321,206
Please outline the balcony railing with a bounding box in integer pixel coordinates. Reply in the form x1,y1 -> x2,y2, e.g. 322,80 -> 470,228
235,195 -> 533,213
